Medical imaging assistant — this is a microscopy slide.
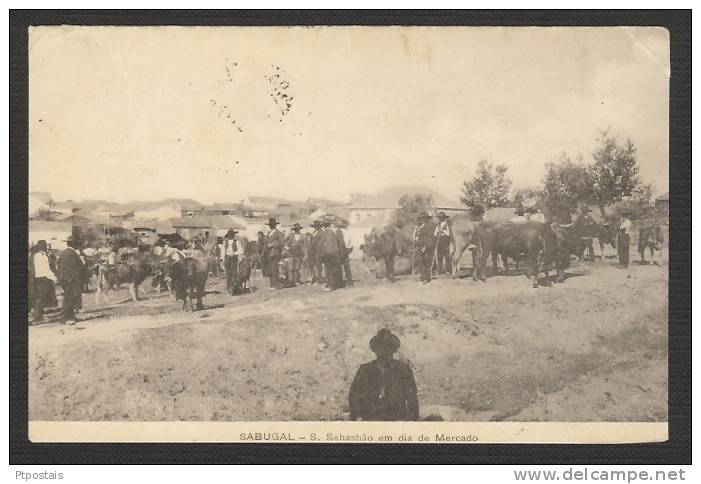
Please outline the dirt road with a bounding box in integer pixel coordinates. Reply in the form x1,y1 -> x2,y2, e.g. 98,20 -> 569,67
29,255 -> 668,422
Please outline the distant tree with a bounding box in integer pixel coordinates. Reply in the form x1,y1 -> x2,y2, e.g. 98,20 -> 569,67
542,153 -> 595,215
591,129 -> 642,211
609,182 -> 656,220
460,160 -> 512,216
512,187 -> 544,210
393,194 -> 433,227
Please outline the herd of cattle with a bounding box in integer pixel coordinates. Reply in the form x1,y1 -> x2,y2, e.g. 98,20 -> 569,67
73,213 -> 665,313
363,214 -> 665,288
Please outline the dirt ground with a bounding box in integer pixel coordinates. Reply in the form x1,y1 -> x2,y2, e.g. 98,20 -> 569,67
28,247 -> 668,422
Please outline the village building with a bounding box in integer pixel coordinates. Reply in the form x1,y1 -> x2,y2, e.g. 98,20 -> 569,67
170,216 -> 212,240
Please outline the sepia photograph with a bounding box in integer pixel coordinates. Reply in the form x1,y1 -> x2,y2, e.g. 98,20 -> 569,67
25,25 -> 670,443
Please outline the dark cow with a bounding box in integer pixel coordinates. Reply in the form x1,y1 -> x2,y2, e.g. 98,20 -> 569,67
448,214 -> 480,280
169,257 -> 209,311
363,225 -> 405,281
595,216 -> 619,256
231,257 -> 253,294
95,254 -> 155,304
474,221 -> 571,288
638,225 -> 664,265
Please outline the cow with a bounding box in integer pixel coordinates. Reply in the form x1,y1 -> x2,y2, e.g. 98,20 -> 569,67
474,221 -> 567,288
363,225 -> 405,282
638,225 -> 664,265
448,214 -> 480,280
595,216 -> 619,257
231,257 -> 253,294
95,258 -> 154,304
169,257 -> 209,311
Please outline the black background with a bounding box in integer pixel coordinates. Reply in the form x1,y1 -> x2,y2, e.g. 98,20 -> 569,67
9,10 -> 691,464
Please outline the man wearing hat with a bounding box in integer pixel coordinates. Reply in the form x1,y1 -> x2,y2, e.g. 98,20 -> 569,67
618,211 -> 633,268
575,206 -> 596,260
256,230 -> 268,277
414,212 -> 435,283
58,235 -> 86,324
223,229 -> 241,294
264,218 -> 285,288
30,240 -> 58,322
285,223 -> 306,286
432,211 -> 452,275
309,220 -> 324,285
318,218 -> 342,291
348,329 -> 419,421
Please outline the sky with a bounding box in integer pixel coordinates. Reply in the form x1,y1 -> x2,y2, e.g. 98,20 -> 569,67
28,26 -> 670,204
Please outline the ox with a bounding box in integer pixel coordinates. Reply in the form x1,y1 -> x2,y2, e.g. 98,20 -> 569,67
95,254 -> 155,304
595,216 -> 619,256
363,225 -> 405,282
447,214 -> 480,280
169,257 -> 209,311
638,225 -> 664,265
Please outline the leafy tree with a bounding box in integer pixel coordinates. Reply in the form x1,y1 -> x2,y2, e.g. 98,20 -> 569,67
460,160 -> 512,216
591,129 -> 641,210
393,194 -> 433,228
542,153 -> 595,215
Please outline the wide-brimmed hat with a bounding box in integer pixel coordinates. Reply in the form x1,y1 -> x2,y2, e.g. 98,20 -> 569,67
311,219 -> 322,228
580,206 -> 591,213
267,218 -> 279,227
292,223 -> 302,231
437,211 -> 449,220
418,212 -> 431,221
369,329 -> 401,356
225,229 -> 238,238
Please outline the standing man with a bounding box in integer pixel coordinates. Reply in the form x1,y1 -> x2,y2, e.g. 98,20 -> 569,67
414,212 -> 435,283
310,220 -> 324,285
319,218 -> 341,291
618,211 -> 632,268
433,212 -> 452,275
333,219 -> 348,288
30,240 -> 58,322
256,230 -> 268,277
575,206 -> 596,260
286,223 -> 306,286
223,229 -> 240,295
338,219 -> 354,286
58,236 -> 85,324
265,218 -> 285,289
210,237 -> 223,276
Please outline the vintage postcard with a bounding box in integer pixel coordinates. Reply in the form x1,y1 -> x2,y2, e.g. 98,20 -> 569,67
27,25 -> 669,443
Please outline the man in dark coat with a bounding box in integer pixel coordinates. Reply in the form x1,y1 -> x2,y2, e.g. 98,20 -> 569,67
257,230 -> 268,277
264,218 -> 285,289
285,223 -> 306,286
309,220 -> 324,284
319,219 -> 341,291
223,229 -> 239,294
348,329 -> 419,421
433,211 -> 452,274
58,236 -> 86,324
333,219 -> 348,288
574,206 -> 596,259
414,212 -> 435,283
